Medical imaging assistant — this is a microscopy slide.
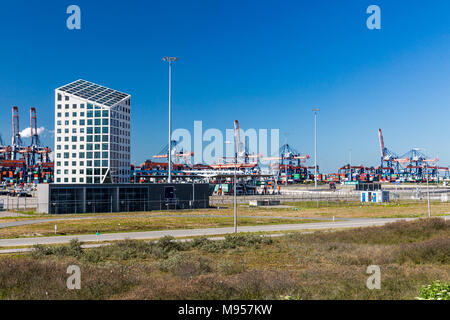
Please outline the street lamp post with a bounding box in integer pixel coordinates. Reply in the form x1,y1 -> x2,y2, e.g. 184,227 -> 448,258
162,56 -> 178,183
312,109 -> 320,189
226,140 -> 238,233
425,165 -> 431,218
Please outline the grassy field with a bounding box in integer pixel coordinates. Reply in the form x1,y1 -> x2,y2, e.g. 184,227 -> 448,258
0,218 -> 448,299
0,216 -> 321,239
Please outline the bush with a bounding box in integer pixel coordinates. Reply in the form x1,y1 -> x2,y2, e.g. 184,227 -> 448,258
396,237 -> 450,264
32,239 -> 83,259
216,259 -> 247,275
158,252 -> 212,278
417,281 -> 450,300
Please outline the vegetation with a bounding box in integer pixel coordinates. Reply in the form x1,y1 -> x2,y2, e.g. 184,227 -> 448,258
417,281 -> 450,300
0,218 -> 448,299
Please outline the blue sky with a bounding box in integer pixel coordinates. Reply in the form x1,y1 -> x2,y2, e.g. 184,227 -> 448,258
0,0 -> 449,172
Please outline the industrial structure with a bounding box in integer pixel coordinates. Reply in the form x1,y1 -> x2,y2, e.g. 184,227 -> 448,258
0,106 -> 53,184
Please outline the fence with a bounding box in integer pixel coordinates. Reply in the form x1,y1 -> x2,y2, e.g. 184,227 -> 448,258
0,196 -> 38,211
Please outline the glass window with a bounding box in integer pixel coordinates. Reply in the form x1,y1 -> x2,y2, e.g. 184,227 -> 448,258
102,127 -> 108,134
87,111 -> 93,118
80,135 -> 84,140
95,119 -> 100,126
72,120 -> 77,125
102,110 -> 109,117
64,152 -> 69,158
72,178 -> 76,183
87,168 -> 93,175
87,177 -> 92,183
94,144 -> 100,150
87,152 -> 92,159
102,119 -> 108,125
95,111 -> 101,117
87,127 -> 93,134
57,145 -> 61,150
73,104 -> 77,109
102,152 -> 108,159
102,135 -> 108,142
87,119 -> 93,125
79,152 -> 85,158
102,144 -> 108,150
80,145 -> 84,150
94,168 -> 100,175
57,113 -> 61,117
94,152 -> 100,159
94,127 -> 101,134
57,94 -> 62,101
94,135 -> 101,142
57,129 -> 61,133
79,120 -> 85,125
79,178 -> 84,183
94,160 -> 100,167
87,135 -> 93,142
65,121 -> 69,125
87,104 -> 93,109
57,137 -> 61,142
65,96 -> 69,101
71,136 -> 77,142
57,104 -> 62,109
87,144 -> 93,150
65,112 -> 69,117
94,177 -> 100,184
80,104 -> 85,109
87,160 -> 92,166
72,112 -> 77,117
57,120 -> 61,125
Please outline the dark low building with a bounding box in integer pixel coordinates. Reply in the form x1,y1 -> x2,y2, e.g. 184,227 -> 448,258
37,183 -> 209,214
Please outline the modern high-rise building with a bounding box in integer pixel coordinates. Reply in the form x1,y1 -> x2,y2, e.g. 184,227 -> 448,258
54,79 -> 131,184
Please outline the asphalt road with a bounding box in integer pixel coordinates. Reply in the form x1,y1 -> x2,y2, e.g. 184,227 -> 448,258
1,216 -> 446,248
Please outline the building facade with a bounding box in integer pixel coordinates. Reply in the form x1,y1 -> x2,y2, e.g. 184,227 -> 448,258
54,80 -> 131,184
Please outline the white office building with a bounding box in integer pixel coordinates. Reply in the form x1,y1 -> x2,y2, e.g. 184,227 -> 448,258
54,79 -> 131,184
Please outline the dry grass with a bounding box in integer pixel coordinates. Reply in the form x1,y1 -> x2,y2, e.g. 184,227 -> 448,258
0,218 -> 448,300
0,216 -> 320,239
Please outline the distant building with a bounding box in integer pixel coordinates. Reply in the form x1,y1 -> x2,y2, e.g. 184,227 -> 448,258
54,80 -> 131,183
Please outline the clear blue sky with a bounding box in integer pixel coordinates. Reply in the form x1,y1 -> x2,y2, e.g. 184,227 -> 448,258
0,0 -> 449,172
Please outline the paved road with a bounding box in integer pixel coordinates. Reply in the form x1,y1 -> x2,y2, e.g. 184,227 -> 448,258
2,217 -> 445,248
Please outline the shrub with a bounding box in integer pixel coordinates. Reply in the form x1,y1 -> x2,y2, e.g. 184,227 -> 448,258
417,281 -> 450,300
216,259 -> 247,275
396,237 -> 450,265
158,252 -> 212,278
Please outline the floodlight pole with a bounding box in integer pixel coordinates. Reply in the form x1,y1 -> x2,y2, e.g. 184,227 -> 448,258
163,56 -> 178,183
312,109 -> 320,189
426,165 -> 431,218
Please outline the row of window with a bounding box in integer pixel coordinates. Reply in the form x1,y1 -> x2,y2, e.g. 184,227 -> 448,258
56,152 -> 109,159
57,104 -> 85,110
57,168 -> 108,175
56,110 -> 109,118
55,160 -> 109,167
56,143 -> 109,151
